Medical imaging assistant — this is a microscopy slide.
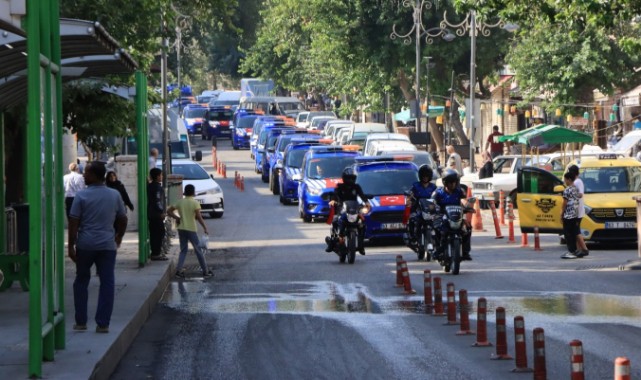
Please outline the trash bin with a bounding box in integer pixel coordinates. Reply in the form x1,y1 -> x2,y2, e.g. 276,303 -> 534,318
166,174 -> 184,207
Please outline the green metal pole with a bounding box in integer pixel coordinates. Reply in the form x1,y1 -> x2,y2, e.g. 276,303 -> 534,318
0,113 -> 5,254
26,0 -> 43,376
40,0 -> 55,362
136,71 -> 149,266
51,0 -> 66,350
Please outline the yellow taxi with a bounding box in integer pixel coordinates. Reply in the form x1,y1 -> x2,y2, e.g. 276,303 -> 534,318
516,154 -> 641,242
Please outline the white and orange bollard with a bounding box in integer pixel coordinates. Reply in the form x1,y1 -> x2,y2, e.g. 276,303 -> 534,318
499,190 -> 506,226
507,196 -> 516,243
488,198 -> 504,239
432,277 -> 445,316
456,289 -> 474,335
423,270 -> 433,312
400,261 -> 416,294
445,282 -> 458,325
614,357 -> 631,380
570,340 -> 585,380
512,316 -> 533,372
533,226 -> 543,251
491,307 -> 512,359
533,327 -> 547,380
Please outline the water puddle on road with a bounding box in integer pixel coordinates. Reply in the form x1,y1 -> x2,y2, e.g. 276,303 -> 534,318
162,282 -> 641,319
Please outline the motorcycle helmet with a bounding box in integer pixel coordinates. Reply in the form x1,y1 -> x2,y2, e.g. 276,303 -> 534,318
442,169 -> 459,188
418,165 -> 433,183
342,167 -> 357,185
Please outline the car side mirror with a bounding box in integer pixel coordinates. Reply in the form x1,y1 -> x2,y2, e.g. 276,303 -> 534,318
210,174 -> 215,180
193,150 -> 203,162
553,185 -> 565,193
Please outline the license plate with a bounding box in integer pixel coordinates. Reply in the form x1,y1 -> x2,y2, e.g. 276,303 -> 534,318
196,199 -> 204,204
605,222 -> 636,229
382,223 -> 404,230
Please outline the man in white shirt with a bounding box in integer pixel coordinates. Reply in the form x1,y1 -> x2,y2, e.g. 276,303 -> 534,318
63,162 -> 86,219
446,145 -> 463,175
568,165 -> 589,257
149,148 -> 159,170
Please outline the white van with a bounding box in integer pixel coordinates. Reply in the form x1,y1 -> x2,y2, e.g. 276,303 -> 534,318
345,123 -> 389,142
368,140 -> 416,156
363,133 -> 411,156
324,120 -> 353,139
210,91 -> 242,108
239,96 -> 306,118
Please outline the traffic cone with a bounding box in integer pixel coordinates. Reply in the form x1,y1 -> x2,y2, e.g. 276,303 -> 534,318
570,340 -> 584,380
395,256 -> 404,287
614,357 -> 631,380
533,328 -> 547,380
512,316 -> 533,372
400,261 -> 416,294
499,190 -> 506,226
444,282 -> 459,325
456,289 -> 474,335
491,307 -> 512,359
432,277 -> 445,316
472,297 -> 492,347
533,226 -> 543,251
488,199 -> 504,239
472,197 -> 485,231
423,270 -> 433,312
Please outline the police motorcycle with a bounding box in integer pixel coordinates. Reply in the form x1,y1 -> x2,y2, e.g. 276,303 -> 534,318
435,196 -> 476,275
403,193 -> 440,261
325,194 -> 371,264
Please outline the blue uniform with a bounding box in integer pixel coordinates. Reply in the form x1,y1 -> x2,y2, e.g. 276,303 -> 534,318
432,187 -> 465,207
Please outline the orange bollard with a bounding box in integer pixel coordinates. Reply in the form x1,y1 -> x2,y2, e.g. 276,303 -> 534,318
234,171 -> 239,188
465,187 -> 473,225
395,256 -> 404,287
499,190 -> 506,226
212,147 -> 217,167
432,277 -> 445,316
533,226 -> 543,251
222,163 -> 227,179
456,289 -> 474,335
488,199 -> 504,239
614,357 -> 631,380
512,316 -> 533,372
570,340 -> 584,380
472,297 -> 492,347
423,270 -> 433,311
491,307 -> 512,359
521,232 -> 529,247
533,327 -> 547,380
240,176 -> 245,192
507,197 -> 516,243
472,197 -> 485,231
400,261 -> 416,294
217,161 -> 221,174
444,282 -> 459,325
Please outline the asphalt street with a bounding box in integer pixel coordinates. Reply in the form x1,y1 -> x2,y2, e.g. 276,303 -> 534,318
111,137 -> 641,379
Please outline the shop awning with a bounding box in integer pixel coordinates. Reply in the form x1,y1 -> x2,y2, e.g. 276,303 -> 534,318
499,124 -> 593,145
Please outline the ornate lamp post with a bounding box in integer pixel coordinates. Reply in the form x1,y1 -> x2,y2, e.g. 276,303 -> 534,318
439,10 -> 518,172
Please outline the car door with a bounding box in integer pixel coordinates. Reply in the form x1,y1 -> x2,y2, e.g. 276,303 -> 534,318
517,167 -> 564,234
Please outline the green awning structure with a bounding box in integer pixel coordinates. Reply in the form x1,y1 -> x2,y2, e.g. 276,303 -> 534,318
394,106 -> 445,123
498,124 -> 593,145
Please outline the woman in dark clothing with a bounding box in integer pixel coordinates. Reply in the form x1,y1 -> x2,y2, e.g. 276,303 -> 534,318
106,171 -> 135,212
478,151 -> 494,180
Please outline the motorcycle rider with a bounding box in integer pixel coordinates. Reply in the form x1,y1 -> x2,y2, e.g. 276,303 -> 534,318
406,165 -> 437,246
432,169 -> 473,261
325,167 -> 370,255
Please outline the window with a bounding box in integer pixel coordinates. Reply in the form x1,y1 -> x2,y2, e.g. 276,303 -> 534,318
520,169 -> 561,194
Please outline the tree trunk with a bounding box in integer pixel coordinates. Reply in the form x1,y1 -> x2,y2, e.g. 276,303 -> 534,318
427,118 -> 444,153
450,100 -> 470,146
397,69 -> 414,101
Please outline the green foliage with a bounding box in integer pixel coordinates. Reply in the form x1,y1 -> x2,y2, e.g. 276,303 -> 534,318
62,81 -> 135,154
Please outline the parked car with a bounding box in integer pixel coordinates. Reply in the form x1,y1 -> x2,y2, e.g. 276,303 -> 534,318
163,159 -> 224,218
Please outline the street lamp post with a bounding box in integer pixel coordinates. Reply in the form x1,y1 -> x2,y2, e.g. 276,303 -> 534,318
440,10 -> 518,172
172,5 -> 190,116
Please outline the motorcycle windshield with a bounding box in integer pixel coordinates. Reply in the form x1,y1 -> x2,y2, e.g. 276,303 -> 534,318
343,200 -> 361,214
418,198 -> 438,213
445,205 -> 463,222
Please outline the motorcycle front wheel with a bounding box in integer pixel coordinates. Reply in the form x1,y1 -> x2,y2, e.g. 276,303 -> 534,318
347,230 -> 356,264
450,238 -> 461,275
416,228 -> 426,261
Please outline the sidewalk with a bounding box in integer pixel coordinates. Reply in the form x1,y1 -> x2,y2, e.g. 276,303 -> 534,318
0,235 -> 175,380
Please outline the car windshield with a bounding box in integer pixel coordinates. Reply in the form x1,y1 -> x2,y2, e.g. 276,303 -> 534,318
286,149 -> 309,168
357,170 -> 417,195
184,108 -> 207,118
268,134 -> 281,149
148,141 -> 190,159
172,163 -> 210,180
208,110 -> 233,121
306,156 -> 356,179
259,130 -> 271,145
280,102 -> 305,111
237,115 -> 258,128
277,136 -> 295,152
298,113 -> 309,122
581,166 -> 641,193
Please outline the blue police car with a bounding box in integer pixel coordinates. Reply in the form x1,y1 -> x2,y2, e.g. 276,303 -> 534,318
270,134 -> 322,194
181,104 -> 208,136
278,142 -> 322,204
260,127 -> 299,182
255,125 -> 293,174
203,106 -> 234,139
231,110 -> 259,150
297,146 -> 361,222
250,116 -> 285,161
353,158 -> 418,240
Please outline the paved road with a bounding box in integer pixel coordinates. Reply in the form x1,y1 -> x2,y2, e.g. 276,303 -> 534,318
111,137 -> 641,379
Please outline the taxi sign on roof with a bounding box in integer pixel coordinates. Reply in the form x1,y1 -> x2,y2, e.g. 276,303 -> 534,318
598,153 -> 618,160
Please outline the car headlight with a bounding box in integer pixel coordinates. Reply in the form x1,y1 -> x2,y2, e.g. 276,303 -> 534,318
584,205 -> 592,215
206,186 -> 223,195
308,187 -> 323,196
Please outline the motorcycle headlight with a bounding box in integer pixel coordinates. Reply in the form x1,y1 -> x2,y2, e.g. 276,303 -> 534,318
308,187 -> 323,196
347,214 -> 358,223
449,219 -> 462,229
360,204 -> 371,214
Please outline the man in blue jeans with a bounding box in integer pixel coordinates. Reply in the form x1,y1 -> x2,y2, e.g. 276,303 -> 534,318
68,161 -> 128,333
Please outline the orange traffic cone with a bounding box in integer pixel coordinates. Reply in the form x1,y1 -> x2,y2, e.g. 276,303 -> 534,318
472,198 -> 485,231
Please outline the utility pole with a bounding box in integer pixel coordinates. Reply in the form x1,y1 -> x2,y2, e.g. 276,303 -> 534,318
161,11 -> 169,206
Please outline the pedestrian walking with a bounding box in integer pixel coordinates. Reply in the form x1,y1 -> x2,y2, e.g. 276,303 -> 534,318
560,172 -> 581,259
485,125 -> 505,159
149,148 -> 159,170
63,162 -> 85,219
148,168 -> 167,260
68,161 -> 128,333
106,170 -> 135,213
446,145 -> 463,175
478,151 -> 494,179
568,165 -> 589,257
167,184 -> 213,278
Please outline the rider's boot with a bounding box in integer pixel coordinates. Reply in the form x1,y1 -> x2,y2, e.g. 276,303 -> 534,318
325,236 -> 334,253
357,231 -> 365,255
